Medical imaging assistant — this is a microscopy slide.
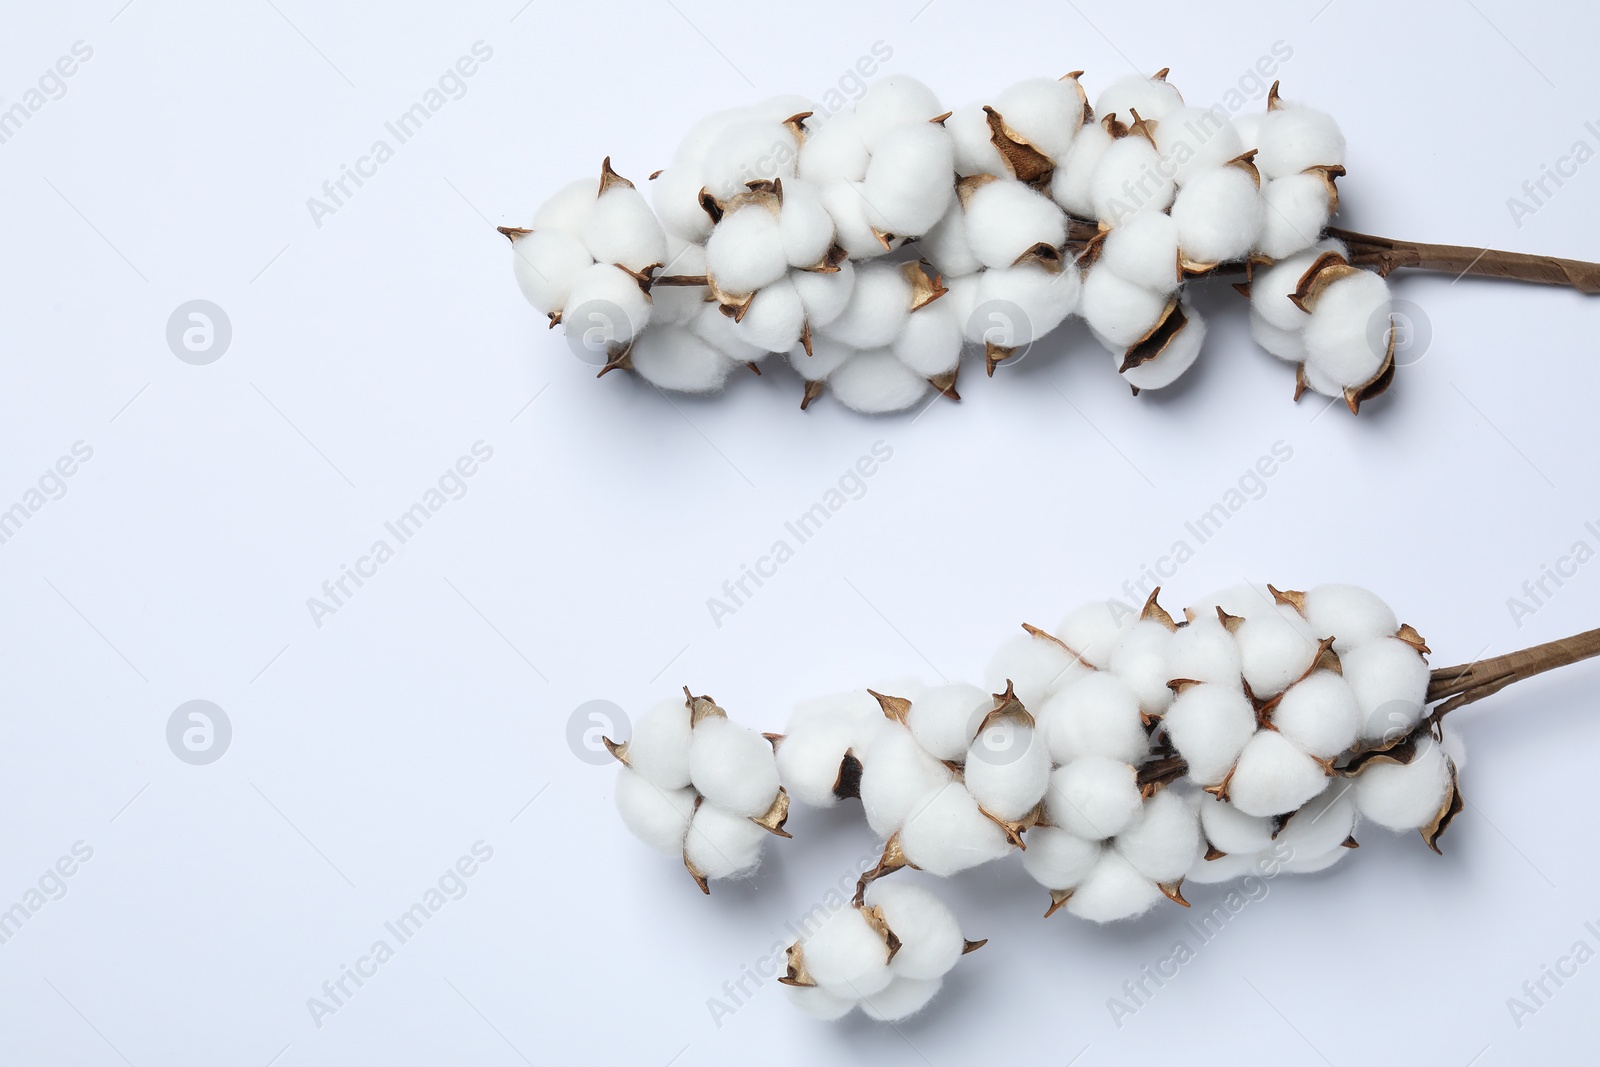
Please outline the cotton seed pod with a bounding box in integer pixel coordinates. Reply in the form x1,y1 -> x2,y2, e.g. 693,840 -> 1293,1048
1341,637 -> 1430,742
1162,682 -> 1257,785
530,177 -> 599,238
1171,162 -> 1264,266
1352,733 -> 1456,831
623,697 -> 694,789
902,683 -> 989,762
1022,825 -> 1104,892
1115,789 -> 1204,883
1300,584 -> 1402,652
854,74 -> 946,148
733,276 -> 806,353
779,177 -> 838,268
1066,848 -> 1166,922
1081,266 -> 1168,348
1271,669 -> 1361,759
563,262 -> 652,348
799,111 -> 871,185
705,199 -> 788,296
897,782 -> 1014,876
963,178 -> 1069,270
1255,96 -> 1345,180
1120,298 -> 1206,391
1169,617 -> 1244,687
684,800 -> 771,879
689,301 -> 765,363
702,119 -> 799,202
1197,792 -> 1275,855
509,229 -> 594,316
650,166 -> 715,243
863,880 -> 965,981
862,122 -> 956,236
1090,135 -> 1176,224
776,694 -> 874,808
993,75 -> 1086,161
1226,729 -> 1331,817
687,713 -> 783,818
628,327 -> 735,393
984,632 -> 1081,710
964,705 -> 1052,822
791,257 -> 857,330
891,298 -> 962,378
1046,756 -> 1142,839
819,260 -> 912,347
583,162 -> 668,272
1050,118 -> 1112,217
1233,608 -> 1320,698
828,347 -> 931,414
1108,620 -> 1178,717
1256,172 -> 1334,260
1275,781 -> 1358,860
820,180 -> 896,259
1150,106 -> 1245,186
1094,73 -> 1185,125
859,724 -> 954,837
614,766 -> 697,854
917,204 -> 984,279
1037,670 -> 1149,765
1098,210 -> 1182,293
946,103 -> 1007,177
794,904 -> 895,998
1247,240 -> 1341,332
1302,266 -> 1392,390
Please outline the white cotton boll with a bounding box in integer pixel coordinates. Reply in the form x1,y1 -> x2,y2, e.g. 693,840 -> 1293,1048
1090,136 -> 1175,224
1080,267 -> 1167,348
1122,301 -> 1206,391
705,204 -> 787,295
1233,112 -> 1263,151
1304,269 -> 1390,389
1051,119 -> 1111,216
917,205 -> 983,278
786,984 -> 856,1021
1198,793 -> 1275,855
1099,211 -> 1181,293
865,881 -> 963,981
1273,670 -> 1360,759
820,261 -> 912,347
1248,246 -> 1323,331
614,767 -> 696,854
964,180 -> 1069,269
1187,583 -> 1278,619
1343,637 -> 1430,742
584,184 -> 668,272
1163,683 -> 1257,785
734,277 -> 805,353
995,77 -> 1083,160
862,122 -> 955,236
1095,75 -> 1184,125
1067,850 -> 1165,923
859,727 -> 954,838
1235,611 -> 1319,698
703,120 -> 799,201
965,722 -> 1052,821
802,906 -> 893,998
1256,105 -> 1345,180
687,716 -> 781,818
564,262 -> 651,340
800,111 -> 871,185
1117,790 -> 1203,883
1108,621 -> 1177,717
1056,600 -> 1136,667
1249,311 -> 1308,364
1227,730 -> 1329,818
1038,671 -> 1149,765
531,177 -> 599,238
750,94 -> 815,124
859,977 -> 943,1022
511,230 -> 593,315
904,683 -> 988,762
854,75 -> 945,148
829,348 -> 931,414
775,702 -> 861,809
1280,847 -> 1349,875
1302,585 -> 1398,651
1171,165 -> 1264,265
1300,360 -> 1344,400
1354,736 -> 1451,830
897,783 -> 1014,876
675,107 -> 754,166
1186,849 -> 1263,884
1440,727 -> 1467,773
651,240 -> 709,326
891,300 -> 962,377
820,180 -> 896,259
779,178 -> 837,268
1151,106 -> 1245,185
1277,781 -> 1357,859
626,698 -> 693,789
1022,826 -> 1104,890
690,302 -> 765,363
977,262 -> 1083,343
986,633 -> 1081,714
790,334 -> 857,382
684,802 -> 768,879
1256,173 -> 1332,260
632,325 -> 737,393
1046,757 -> 1142,840
792,261 -> 856,333
948,104 -> 1007,177
1169,619 -> 1244,688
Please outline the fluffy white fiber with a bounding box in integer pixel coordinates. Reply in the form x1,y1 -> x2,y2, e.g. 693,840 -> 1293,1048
1107,621 -> 1177,717
1038,670 -> 1148,765
778,178 -> 837,268
994,77 -> 1083,161
860,725 -> 954,838
1050,119 -> 1111,217
1046,756 -> 1141,839
702,119 -> 798,201
511,230 -> 593,316
1197,792 -> 1274,855
684,801 -> 769,879
1227,729 -> 1329,817
854,75 -> 945,148
531,177 -> 598,237
897,782 -> 1013,876
563,263 -> 652,343
735,278 -> 806,353
1098,211 -> 1181,293
1341,637 -> 1430,742
1169,617 -> 1243,686
864,880 -> 964,981
787,983 -> 856,1021
858,977 -> 943,1022
1094,75 -> 1184,124
625,698 -> 694,789
964,720 -> 1052,820
1080,267 -> 1168,348
705,203 -> 787,295
1121,301 -> 1205,390
891,300 -> 962,377
792,258 -> 856,328
1162,682 -> 1256,785
801,905 -> 894,998
650,167 -> 714,243
905,683 -> 989,762
947,104 -> 1007,178
584,183 -> 667,272
1303,584 -> 1399,652
978,262 -> 1083,343
964,179 -> 1069,269
1056,600 -> 1135,667
1234,610 -> 1319,697
1303,268 -> 1390,388
829,347 -> 931,413
1354,735 -> 1453,830
614,767 -> 696,855
1272,669 -> 1360,759
1067,849 -> 1165,922
687,715 -> 781,818
1090,135 -> 1176,223
630,326 -> 736,393
820,262 -> 912,348
1115,790 -> 1203,882
985,632 -> 1081,711
1255,103 -> 1345,180
776,694 -> 872,808
863,122 -> 956,236
1151,106 -> 1245,185
1257,173 -> 1333,259
1170,164 -> 1263,264
800,112 -> 870,185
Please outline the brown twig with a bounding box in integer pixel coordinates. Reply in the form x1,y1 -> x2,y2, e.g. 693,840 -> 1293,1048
1329,227 -> 1600,294
1427,625 -> 1600,716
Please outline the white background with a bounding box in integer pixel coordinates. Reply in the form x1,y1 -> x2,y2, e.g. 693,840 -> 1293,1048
3,0 -> 1599,1063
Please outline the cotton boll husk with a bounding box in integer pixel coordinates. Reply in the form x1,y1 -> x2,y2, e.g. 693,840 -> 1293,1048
864,881 -> 964,981
1342,637 -> 1430,741
977,262 -> 1083,343
1163,683 -> 1257,785
859,977 -> 943,1022
1276,781 -> 1357,858
775,701 -> 862,808
1057,600 -> 1137,668
965,722 -> 1052,821
792,257 -> 856,328
687,716 -> 781,818
1280,846 -> 1350,875
626,698 -> 694,789
1249,311 -> 1308,364
1090,136 -> 1175,223
1256,105 -> 1345,180
779,178 -> 837,267
511,230 -> 593,315
1080,267 -> 1167,348
705,203 -> 788,295
948,104 -> 1007,177
802,905 -> 893,998
1022,826 -> 1104,890
1108,621 -> 1178,717
1121,301 -> 1206,391
986,633 -> 1080,712
564,262 -> 652,342
1095,75 -> 1184,125
897,783 -> 1014,876
1256,173 -> 1332,260
614,767 -> 696,854
829,348 -> 930,414
690,302 -> 766,364
817,260 -> 911,349
1116,790 -> 1203,882
903,683 -> 988,762
964,180 -> 1069,269
1171,165 -> 1264,264
995,77 -> 1083,161
1169,618 -> 1244,688
1304,269 -> 1390,388
1198,793 -> 1275,855
1227,730 -> 1330,818
1272,670 -> 1360,759
531,177 -> 599,238
1099,211 -> 1181,293
1038,671 -> 1149,765
1046,757 -> 1142,840
891,300 -> 962,377
859,727 -> 954,838
1151,106 -> 1245,185
1051,120 -> 1112,216
684,802 -> 769,879
1302,585 -> 1399,651
790,334 -> 857,382
800,111 -> 871,185
583,184 -> 668,272
1235,611 -> 1319,698
703,120 -> 799,201
1067,850 -> 1166,922
1354,737 -> 1451,830
917,205 -> 984,279
1185,848 -> 1264,884
854,75 -> 945,148
733,277 -> 805,352
786,984 -> 856,1021
862,122 -> 956,236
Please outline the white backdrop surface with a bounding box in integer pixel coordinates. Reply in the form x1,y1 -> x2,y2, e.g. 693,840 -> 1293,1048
3,0 -> 1599,1064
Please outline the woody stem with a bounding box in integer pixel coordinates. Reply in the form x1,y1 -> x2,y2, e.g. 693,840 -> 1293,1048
1427,625 -> 1600,716
1327,228 -> 1600,293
